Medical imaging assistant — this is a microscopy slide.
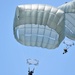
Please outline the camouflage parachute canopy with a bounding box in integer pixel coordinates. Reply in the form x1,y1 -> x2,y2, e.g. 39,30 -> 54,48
13,0 -> 75,49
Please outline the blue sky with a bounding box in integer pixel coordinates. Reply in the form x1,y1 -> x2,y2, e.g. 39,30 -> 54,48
0,0 -> 75,75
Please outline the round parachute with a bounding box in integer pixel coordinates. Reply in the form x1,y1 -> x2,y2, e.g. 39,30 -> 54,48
13,4 -> 65,49
27,58 -> 39,66
58,0 -> 75,40
63,40 -> 74,46
63,39 -> 74,49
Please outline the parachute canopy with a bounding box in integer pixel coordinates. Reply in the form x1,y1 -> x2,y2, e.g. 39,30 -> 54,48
58,0 -> 75,40
13,4 -> 65,49
27,58 -> 39,66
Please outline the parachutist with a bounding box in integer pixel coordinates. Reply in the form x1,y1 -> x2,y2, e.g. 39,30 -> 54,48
63,48 -> 68,54
28,68 -> 35,75
28,71 -> 34,75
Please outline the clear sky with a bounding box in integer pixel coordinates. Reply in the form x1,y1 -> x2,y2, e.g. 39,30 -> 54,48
0,0 -> 75,75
